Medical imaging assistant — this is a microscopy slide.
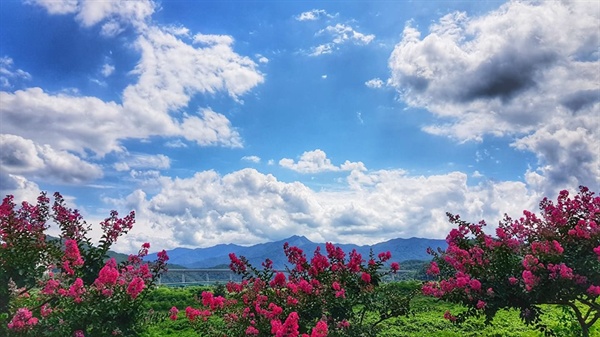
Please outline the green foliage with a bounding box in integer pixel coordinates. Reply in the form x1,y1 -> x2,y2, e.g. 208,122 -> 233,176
137,282 -> 599,337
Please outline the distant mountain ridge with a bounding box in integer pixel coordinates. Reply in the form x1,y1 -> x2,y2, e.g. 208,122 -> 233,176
146,236 -> 447,270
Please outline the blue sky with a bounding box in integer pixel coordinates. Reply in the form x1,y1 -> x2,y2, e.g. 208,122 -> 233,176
1,0 -> 598,253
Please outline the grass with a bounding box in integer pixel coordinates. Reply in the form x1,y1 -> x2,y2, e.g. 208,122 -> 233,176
139,282 -> 599,337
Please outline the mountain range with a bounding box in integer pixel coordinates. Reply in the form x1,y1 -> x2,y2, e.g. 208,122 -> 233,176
146,236 -> 447,270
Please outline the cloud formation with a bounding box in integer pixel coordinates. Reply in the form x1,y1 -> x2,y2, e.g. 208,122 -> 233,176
0,134 -> 103,184
279,149 -> 365,174
388,1 -> 600,193
365,78 -> 384,89
311,24 -> 375,56
27,0 -> 156,35
0,57 -> 31,88
296,9 -> 335,21
108,165 -> 542,252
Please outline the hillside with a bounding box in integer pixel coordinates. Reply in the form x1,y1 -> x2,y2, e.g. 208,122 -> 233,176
146,236 -> 447,270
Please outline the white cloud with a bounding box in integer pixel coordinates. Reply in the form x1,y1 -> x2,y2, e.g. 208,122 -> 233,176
257,55 -> 269,64
180,109 -> 243,148
365,78 -> 384,89
114,153 -> 171,172
25,0 -> 78,15
309,24 -> 375,56
124,26 -> 264,114
27,0 -> 156,34
164,139 -> 188,148
0,88 -> 126,156
193,33 -> 234,46
101,63 -> 115,77
242,156 -> 261,163
0,173 -> 42,205
320,24 -> 375,45
279,149 -> 364,174
388,1 -> 600,193
106,166 -> 544,251
0,57 -> 31,88
296,9 -> 334,21
310,44 -> 334,57
0,134 -> 103,184
0,21 -> 262,156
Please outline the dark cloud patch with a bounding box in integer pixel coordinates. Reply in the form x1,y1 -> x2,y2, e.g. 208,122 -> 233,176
402,75 -> 429,93
461,49 -> 557,102
561,89 -> 600,112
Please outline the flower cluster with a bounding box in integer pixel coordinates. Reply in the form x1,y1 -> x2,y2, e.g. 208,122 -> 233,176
423,186 -> 600,336
174,243 -> 407,336
1,192 -> 169,337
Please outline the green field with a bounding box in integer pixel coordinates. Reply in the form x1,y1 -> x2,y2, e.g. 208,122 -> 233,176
138,282 -> 599,337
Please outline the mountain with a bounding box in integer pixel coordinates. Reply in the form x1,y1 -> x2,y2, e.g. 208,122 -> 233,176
146,236 -> 447,270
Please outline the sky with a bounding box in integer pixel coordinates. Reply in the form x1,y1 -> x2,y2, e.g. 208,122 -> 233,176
0,0 -> 598,254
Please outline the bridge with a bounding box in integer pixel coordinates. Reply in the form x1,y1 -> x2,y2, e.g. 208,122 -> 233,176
158,268 -> 414,286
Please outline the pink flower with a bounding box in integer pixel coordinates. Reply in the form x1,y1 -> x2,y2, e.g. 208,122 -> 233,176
391,262 -> 400,273
337,319 -> 350,329
41,304 -> 52,318
443,310 -> 457,322
94,259 -> 119,290
469,279 -> 482,291
245,326 -> 259,335
74,330 -> 85,337
63,239 -> 84,275
427,262 -> 441,276
508,277 -> 518,285
270,272 -> 287,287
7,308 -> 38,332
587,285 -> 600,297
126,277 -> 145,299
310,320 -> 328,337
361,272 -> 371,284
68,278 -> 86,303
476,300 -> 486,309
169,306 -> 179,320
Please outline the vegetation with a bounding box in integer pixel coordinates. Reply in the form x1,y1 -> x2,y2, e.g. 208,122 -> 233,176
138,283 -> 599,337
424,186 -> 600,336
2,187 -> 598,336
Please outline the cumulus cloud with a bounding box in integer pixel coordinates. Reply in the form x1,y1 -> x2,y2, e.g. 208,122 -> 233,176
242,156 -> 261,163
101,63 -> 115,77
296,9 -> 335,21
0,57 -> 31,88
180,109 -> 243,148
124,26 -> 264,115
106,166 -> 543,251
309,24 -> 375,56
365,78 -> 384,89
0,19 -> 262,155
0,173 -> 42,205
319,24 -> 374,45
279,149 -> 364,174
388,1 -> 600,193
114,153 -> 171,172
0,134 -> 103,184
28,0 -> 156,34
193,33 -> 234,46
256,55 -> 269,64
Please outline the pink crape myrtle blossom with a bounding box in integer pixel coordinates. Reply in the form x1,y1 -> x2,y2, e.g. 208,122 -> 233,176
1,191 -> 170,337
7,308 -> 39,332
423,186 -> 600,337
178,241 -> 408,336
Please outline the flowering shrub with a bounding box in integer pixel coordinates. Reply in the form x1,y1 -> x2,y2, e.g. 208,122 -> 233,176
175,243 -> 411,336
423,186 -> 600,337
0,192 -> 169,336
